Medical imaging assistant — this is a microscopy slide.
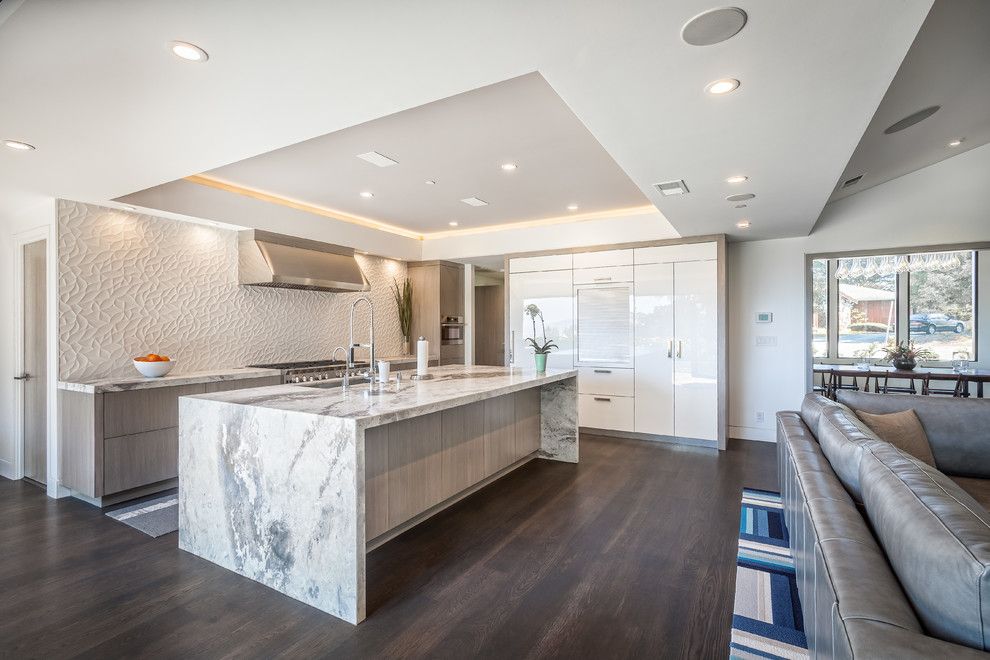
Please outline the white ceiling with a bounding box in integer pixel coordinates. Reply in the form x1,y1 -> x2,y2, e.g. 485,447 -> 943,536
192,73 -> 649,234
0,1 -> 932,242
829,0 -> 990,203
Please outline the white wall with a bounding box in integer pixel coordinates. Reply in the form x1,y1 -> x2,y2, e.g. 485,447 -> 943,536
0,198 -> 57,480
729,143 -> 990,441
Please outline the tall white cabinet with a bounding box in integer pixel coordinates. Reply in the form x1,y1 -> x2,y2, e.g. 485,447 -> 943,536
506,239 -> 724,448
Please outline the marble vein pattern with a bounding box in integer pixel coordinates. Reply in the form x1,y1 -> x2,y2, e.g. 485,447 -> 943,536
539,377 -> 579,463
57,367 -> 282,394
178,397 -> 365,623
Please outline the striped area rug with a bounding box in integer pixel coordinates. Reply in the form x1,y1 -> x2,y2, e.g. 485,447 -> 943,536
105,492 -> 179,538
730,488 -> 809,660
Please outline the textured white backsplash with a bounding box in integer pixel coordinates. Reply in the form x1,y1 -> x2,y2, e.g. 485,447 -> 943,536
58,200 -> 407,381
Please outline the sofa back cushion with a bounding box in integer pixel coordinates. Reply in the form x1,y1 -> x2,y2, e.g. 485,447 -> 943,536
816,405 -> 884,502
800,393 -> 847,434
859,442 -> 990,651
838,390 -> 990,478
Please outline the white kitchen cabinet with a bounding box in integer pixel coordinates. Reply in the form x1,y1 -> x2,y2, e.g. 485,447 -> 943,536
633,257 -> 717,442
509,254 -> 573,273
573,249 -> 633,269
578,394 -> 634,432
635,242 -> 717,265
509,269 -> 574,370
577,366 -> 634,396
574,282 -> 633,368
572,265 -> 634,285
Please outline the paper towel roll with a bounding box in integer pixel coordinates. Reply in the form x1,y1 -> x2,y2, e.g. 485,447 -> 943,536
417,337 -> 429,376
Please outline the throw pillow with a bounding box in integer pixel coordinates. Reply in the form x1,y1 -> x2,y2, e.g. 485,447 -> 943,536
855,408 -> 936,467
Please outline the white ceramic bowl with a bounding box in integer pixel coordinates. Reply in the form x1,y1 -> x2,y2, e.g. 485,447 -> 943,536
133,359 -> 175,378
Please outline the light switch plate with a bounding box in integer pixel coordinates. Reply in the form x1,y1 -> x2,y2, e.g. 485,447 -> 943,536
756,335 -> 778,347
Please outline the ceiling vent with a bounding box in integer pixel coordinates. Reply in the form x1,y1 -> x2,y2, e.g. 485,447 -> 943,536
356,151 -> 399,167
883,106 -> 940,135
726,193 -> 755,202
841,174 -> 865,188
460,197 -> 488,206
681,7 -> 747,46
654,180 -> 690,196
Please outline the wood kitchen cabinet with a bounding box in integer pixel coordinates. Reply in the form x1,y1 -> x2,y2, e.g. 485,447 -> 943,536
408,260 -> 465,365
59,374 -> 281,505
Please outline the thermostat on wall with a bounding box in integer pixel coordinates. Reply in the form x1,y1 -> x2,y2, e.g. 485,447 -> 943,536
755,312 -> 773,323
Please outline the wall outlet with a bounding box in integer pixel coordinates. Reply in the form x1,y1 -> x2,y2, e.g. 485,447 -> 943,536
755,411 -> 765,424
755,335 -> 778,347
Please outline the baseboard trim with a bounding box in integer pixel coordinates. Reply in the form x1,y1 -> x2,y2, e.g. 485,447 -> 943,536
580,427 -> 719,449
730,425 -> 775,443
0,459 -> 14,480
69,477 -> 179,508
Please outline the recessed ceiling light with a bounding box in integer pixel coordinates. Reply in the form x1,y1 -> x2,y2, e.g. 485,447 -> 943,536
4,139 -> 35,151
500,163 -> 517,171
726,175 -> 748,184
736,220 -> 751,229
169,41 -> 209,62
734,204 -> 747,208
449,221 -> 459,227
359,191 -> 374,198
425,180 -> 436,185
567,204 -> 579,211
948,138 -> 964,147
461,197 -> 488,207
705,78 -> 740,95
356,151 -> 398,167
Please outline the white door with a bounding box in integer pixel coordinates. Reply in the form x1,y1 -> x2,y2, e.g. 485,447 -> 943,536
633,262 -> 674,436
21,239 -> 47,484
673,260 -> 718,441
509,269 -> 574,370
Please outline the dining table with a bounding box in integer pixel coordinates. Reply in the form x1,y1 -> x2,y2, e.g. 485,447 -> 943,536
813,363 -> 989,398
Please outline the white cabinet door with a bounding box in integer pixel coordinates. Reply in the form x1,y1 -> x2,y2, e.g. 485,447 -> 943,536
633,263 -> 674,436
673,260 -> 718,441
509,270 -> 574,370
574,282 -> 633,368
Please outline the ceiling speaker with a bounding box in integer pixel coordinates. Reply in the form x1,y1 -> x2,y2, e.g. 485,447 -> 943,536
726,193 -> 755,202
681,7 -> 748,46
883,106 -> 940,135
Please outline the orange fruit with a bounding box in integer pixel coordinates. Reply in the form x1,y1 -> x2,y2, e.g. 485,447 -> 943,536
158,355 -> 170,362
147,353 -> 162,361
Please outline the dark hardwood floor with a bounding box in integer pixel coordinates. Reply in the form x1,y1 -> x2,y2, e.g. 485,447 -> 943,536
0,434 -> 776,659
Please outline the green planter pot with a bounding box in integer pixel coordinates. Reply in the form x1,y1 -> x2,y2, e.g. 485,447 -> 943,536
534,353 -> 548,373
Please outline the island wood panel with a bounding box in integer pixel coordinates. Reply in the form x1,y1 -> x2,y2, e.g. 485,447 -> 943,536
103,383 -> 207,438
103,427 -> 178,495
387,412 -> 443,528
58,389 -> 104,497
204,376 -> 283,393
440,401 -> 486,500
364,426 -> 390,539
484,394 -> 516,475
514,388 -> 541,456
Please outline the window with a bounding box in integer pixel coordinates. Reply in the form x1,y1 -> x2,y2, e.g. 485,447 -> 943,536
809,249 -> 977,363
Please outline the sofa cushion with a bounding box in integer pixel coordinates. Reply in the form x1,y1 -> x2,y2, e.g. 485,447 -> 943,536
951,476 -> 990,511
800,393 -> 847,434
837,390 -> 990,478
856,408 -> 936,466
859,442 -> 990,651
816,406 -> 884,502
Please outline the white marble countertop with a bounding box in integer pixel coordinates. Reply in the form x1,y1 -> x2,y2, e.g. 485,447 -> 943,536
184,365 -> 577,429
58,367 -> 283,394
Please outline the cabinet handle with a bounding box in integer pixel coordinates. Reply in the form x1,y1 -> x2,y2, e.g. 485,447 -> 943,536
677,340 -> 683,359
593,369 -> 612,374
13,373 -> 30,381
667,339 -> 673,358
509,331 -> 514,364
593,397 -> 612,402
593,277 -> 612,282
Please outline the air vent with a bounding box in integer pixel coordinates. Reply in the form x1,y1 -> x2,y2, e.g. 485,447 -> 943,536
841,174 -> 864,188
654,180 -> 690,196
356,151 -> 399,167
883,106 -> 940,135
726,193 -> 755,202
460,197 -> 488,207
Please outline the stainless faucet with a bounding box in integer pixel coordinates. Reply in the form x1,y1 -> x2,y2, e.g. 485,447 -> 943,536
331,346 -> 350,389
348,296 -> 376,387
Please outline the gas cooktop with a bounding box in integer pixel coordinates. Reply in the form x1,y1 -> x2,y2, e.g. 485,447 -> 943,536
247,360 -> 349,370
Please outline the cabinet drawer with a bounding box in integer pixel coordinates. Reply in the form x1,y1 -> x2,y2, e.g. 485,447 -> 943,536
573,249 -> 633,269
578,394 -> 634,432
204,376 -> 283,393
509,254 -> 573,273
103,384 -> 206,437
573,265 -> 633,285
104,427 -> 178,495
634,242 -> 716,264
578,367 -> 634,396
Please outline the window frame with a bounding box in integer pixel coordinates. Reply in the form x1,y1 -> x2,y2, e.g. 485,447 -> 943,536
806,243 -> 986,378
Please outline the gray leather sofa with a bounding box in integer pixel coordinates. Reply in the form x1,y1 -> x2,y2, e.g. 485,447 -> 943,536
777,391 -> 990,658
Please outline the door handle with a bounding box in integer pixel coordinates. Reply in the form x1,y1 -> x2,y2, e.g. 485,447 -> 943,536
667,339 -> 673,358
677,340 -> 683,359
509,331 -> 515,364
13,373 -> 30,381
593,369 -> 612,374
593,397 -> 612,402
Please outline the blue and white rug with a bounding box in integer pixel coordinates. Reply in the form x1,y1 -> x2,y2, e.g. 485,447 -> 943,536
730,488 -> 809,659
106,492 -> 179,538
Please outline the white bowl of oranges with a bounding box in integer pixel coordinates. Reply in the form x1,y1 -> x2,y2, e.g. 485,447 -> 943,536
133,353 -> 174,378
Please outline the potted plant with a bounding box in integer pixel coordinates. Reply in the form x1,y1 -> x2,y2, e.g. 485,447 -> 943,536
392,278 -> 413,355
524,303 -> 557,372
879,340 -> 937,371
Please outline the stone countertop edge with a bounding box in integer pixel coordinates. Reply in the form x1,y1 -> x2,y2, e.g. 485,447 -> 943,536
181,366 -> 578,430
57,367 -> 284,394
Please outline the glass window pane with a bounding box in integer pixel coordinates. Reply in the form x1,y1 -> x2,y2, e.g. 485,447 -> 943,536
811,259 -> 828,358
837,257 -> 896,358
908,251 -> 975,361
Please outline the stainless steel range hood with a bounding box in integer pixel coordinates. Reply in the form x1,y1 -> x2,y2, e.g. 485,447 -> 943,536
238,230 -> 370,292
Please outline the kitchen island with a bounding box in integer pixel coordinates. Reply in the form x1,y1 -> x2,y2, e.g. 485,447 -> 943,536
177,365 -> 578,624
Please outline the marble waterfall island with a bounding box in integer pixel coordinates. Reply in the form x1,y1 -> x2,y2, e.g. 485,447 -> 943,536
177,365 -> 578,624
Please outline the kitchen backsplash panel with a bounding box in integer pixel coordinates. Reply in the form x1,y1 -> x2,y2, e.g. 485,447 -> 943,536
58,200 -> 407,381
